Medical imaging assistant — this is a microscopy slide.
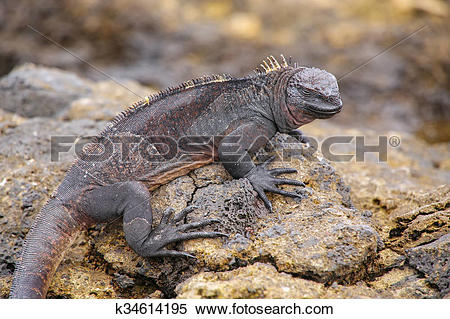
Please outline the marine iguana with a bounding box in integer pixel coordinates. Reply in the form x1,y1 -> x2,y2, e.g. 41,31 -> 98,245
10,55 -> 342,298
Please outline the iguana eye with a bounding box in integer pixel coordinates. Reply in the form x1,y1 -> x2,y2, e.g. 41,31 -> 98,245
300,87 -> 311,96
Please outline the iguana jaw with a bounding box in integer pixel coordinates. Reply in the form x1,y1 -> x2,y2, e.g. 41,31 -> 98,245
303,98 -> 342,119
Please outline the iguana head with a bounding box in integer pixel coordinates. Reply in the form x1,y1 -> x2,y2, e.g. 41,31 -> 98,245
285,67 -> 342,121
254,56 -> 343,132
260,55 -> 343,132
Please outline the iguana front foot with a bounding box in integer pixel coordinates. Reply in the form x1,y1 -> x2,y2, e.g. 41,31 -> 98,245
289,129 -> 310,145
245,156 -> 305,212
133,206 -> 227,258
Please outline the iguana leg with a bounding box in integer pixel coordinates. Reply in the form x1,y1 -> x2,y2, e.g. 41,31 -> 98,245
79,181 -> 226,258
288,129 -> 310,144
218,123 -> 305,212
126,205 -> 226,258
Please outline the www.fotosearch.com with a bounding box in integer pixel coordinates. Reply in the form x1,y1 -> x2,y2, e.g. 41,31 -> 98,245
113,301 -> 334,316
50,134 -> 401,164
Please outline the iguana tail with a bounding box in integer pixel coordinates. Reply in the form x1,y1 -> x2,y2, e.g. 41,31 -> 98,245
10,198 -> 92,298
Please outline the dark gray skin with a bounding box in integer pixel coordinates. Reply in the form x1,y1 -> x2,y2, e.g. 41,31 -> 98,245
10,56 -> 342,298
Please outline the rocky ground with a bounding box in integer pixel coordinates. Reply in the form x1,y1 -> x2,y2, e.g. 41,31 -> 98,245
0,63 -> 448,298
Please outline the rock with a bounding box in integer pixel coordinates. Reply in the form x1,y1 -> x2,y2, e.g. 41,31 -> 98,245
46,232 -> 117,298
0,64 -> 153,121
0,109 -> 26,135
176,262 -> 390,298
189,163 -> 231,187
60,80 -> 154,122
113,273 -> 135,289
304,122 -> 450,253
189,178 -> 266,237
249,216 -> 379,284
406,234 -> 450,297
372,249 -> 406,272
61,97 -> 118,122
0,117 -> 106,163
49,266 -> 117,299
388,187 -> 449,252
369,267 -> 437,298
0,64 -> 92,117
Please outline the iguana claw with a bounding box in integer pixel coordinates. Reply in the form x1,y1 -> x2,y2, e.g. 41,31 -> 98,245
289,129 -> 310,145
245,156 -> 305,212
138,206 -> 227,258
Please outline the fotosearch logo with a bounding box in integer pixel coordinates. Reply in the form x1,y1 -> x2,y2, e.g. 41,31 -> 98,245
50,134 -> 400,164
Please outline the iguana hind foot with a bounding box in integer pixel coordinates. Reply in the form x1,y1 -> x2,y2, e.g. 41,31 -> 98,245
127,206 -> 227,258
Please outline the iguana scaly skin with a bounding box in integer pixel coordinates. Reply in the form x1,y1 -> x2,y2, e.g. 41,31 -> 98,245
10,55 -> 342,298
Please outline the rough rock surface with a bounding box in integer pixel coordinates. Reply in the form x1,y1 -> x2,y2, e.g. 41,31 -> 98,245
0,64 -> 92,117
406,234 -> 449,297
0,65 -> 448,299
176,262 -> 391,298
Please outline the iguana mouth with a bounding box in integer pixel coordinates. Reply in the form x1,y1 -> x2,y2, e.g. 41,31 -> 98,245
305,100 -> 342,118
